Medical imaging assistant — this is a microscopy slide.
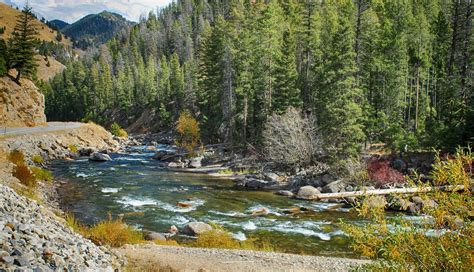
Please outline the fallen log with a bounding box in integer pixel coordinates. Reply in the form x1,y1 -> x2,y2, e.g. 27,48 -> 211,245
305,185 -> 466,200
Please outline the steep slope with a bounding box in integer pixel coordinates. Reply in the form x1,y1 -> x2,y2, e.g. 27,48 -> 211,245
48,19 -> 69,30
62,11 -> 133,48
0,2 -> 72,46
0,76 -> 46,127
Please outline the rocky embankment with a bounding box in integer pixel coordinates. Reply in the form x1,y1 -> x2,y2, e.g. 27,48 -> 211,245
0,184 -> 119,271
0,77 -> 47,128
0,123 -> 122,271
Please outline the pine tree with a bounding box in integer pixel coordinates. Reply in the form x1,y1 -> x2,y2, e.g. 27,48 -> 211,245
8,4 -> 39,83
170,53 -> 184,117
314,0 -> 365,157
273,28 -> 301,114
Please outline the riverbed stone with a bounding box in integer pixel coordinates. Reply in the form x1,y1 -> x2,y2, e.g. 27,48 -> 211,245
189,156 -> 203,168
321,180 -> 346,194
276,190 -> 294,197
89,152 -> 112,162
296,186 -> 320,199
144,232 -> 166,241
182,222 -> 212,236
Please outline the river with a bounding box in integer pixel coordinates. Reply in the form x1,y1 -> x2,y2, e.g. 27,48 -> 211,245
52,145 -> 365,257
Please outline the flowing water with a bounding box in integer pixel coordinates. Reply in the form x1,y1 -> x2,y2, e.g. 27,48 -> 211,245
52,145 -> 366,257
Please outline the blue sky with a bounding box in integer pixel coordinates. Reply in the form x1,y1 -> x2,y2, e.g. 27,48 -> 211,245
1,0 -> 172,22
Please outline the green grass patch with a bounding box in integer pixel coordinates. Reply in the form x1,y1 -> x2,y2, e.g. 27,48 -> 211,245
31,167 -> 53,182
32,155 -> 44,164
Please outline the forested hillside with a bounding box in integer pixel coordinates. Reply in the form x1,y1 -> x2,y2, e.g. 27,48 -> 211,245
43,0 -> 473,156
61,11 -> 133,49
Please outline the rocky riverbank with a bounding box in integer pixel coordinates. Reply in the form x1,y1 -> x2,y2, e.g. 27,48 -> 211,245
0,184 -> 120,271
0,123 -> 122,271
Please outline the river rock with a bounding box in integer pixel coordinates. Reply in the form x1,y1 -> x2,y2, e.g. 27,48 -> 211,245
188,156 -> 203,168
321,180 -> 346,194
182,222 -> 212,236
296,186 -> 320,199
152,150 -> 176,160
263,172 -> 280,182
78,147 -> 96,157
144,232 -> 166,242
276,190 -> 294,197
236,178 -> 277,189
177,202 -> 192,208
251,207 -> 269,216
89,152 -> 112,162
168,162 -> 185,168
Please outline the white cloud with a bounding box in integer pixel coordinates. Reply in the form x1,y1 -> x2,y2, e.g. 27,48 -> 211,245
1,0 -> 172,22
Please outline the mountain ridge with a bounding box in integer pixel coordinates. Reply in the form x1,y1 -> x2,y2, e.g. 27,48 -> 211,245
60,11 -> 133,49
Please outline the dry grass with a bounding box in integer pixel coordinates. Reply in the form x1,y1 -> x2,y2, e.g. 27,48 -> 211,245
189,225 -> 274,252
191,229 -> 241,249
0,2 -> 71,45
88,215 -> 143,247
7,150 -> 25,165
13,164 -> 37,188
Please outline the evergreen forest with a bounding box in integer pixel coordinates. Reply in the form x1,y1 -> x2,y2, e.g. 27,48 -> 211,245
42,0 -> 473,157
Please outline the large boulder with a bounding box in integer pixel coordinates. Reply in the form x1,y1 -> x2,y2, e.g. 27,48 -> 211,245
79,147 -> 96,157
143,231 -> 166,241
321,180 -> 346,193
188,156 -> 203,168
296,186 -> 320,199
182,222 -> 212,236
89,152 -> 112,162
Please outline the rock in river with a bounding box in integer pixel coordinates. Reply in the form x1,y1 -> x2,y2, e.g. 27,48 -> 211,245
89,152 -> 112,162
182,222 -> 212,236
296,186 -> 320,199
188,156 -> 203,168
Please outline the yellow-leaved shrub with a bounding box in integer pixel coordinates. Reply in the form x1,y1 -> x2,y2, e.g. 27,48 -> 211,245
175,111 -> 200,156
343,148 -> 473,271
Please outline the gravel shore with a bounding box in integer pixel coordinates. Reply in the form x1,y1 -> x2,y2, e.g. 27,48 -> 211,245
117,244 -> 369,272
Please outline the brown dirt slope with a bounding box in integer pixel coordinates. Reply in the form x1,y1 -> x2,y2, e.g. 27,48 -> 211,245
0,2 -> 72,46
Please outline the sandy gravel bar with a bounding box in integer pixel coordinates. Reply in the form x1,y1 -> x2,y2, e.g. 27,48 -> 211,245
116,244 -> 370,272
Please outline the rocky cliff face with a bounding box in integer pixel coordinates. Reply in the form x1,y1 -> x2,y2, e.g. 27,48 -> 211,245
0,77 -> 47,127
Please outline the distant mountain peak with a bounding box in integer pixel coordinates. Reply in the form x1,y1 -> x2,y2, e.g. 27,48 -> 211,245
62,11 -> 134,49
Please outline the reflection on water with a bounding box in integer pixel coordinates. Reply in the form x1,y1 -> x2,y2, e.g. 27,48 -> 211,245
52,145 -> 362,257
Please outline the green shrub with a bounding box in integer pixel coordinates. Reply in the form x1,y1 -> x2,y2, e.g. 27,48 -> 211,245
31,167 -> 53,182
32,155 -> 43,164
110,122 -> 128,138
343,148 -> 473,271
68,144 -> 78,153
